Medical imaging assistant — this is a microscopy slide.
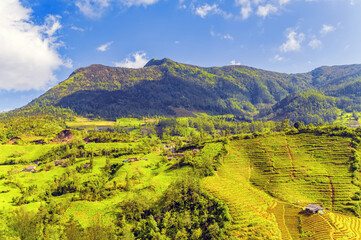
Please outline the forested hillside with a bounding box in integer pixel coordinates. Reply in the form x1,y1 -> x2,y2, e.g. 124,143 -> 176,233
5,59 -> 361,125
25,59 -> 313,119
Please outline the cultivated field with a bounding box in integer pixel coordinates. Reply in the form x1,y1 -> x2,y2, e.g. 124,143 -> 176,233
203,133 -> 361,239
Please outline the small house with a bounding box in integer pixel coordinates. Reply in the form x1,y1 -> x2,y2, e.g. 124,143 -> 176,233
174,153 -> 184,157
192,149 -> 200,155
23,166 -> 36,172
305,204 -> 324,214
168,148 -> 176,153
54,160 -> 64,167
83,163 -> 90,169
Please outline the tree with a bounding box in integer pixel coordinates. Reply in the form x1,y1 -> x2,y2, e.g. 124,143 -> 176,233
294,121 -> 302,129
63,216 -> 83,240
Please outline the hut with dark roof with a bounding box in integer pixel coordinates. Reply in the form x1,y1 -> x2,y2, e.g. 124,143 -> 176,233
305,204 -> 324,214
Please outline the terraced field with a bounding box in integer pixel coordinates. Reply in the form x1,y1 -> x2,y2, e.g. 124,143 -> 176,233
203,144 -> 281,239
203,133 -> 361,239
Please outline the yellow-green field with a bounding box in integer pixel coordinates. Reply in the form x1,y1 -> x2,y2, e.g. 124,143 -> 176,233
203,133 -> 361,239
66,117 -> 116,130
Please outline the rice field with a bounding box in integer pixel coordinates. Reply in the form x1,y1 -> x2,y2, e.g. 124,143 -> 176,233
66,117 -> 116,130
203,133 -> 361,239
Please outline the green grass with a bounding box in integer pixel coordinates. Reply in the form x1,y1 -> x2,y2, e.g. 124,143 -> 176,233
0,144 -> 58,164
0,143 -> 191,228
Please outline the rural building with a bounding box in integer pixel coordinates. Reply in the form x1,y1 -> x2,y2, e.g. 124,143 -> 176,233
54,160 -> 67,167
123,158 -> 147,163
83,163 -> 90,168
192,149 -> 200,155
305,204 -> 324,214
23,166 -> 36,172
168,148 -> 176,153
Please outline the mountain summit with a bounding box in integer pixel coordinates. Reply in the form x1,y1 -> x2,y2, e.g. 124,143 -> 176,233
144,58 -> 175,67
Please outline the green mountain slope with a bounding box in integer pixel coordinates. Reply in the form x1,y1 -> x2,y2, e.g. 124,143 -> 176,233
26,59 -> 313,119
260,90 -> 341,124
13,59 -> 361,122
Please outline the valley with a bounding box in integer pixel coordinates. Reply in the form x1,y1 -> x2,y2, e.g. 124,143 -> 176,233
0,115 -> 360,239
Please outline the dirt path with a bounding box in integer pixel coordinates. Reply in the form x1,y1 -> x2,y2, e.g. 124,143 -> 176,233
327,176 -> 335,209
285,139 -> 296,179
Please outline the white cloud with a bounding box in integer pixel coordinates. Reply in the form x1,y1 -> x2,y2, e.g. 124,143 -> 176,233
178,0 -> 186,8
75,0 -> 110,18
115,52 -> 149,68
256,4 -> 278,18
0,0 -> 69,91
233,0 -> 291,20
71,26 -> 85,32
274,54 -> 284,61
279,0 -> 290,5
194,4 -> 232,19
235,0 -> 252,19
195,4 -> 215,18
241,3 -> 252,19
320,24 -> 335,35
350,0 -> 355,5
308,39 -> 322,49
174,40 -> 180,44
280,30 -> 305,52
223,34 -> 234,40
43,15 -> 62,37
119,0 -> 159,7
253,0 -> 265,4
96,41 -> 113,51
210,31 -> 234,40
230,60 -> 241,65
76,0 -> 158,18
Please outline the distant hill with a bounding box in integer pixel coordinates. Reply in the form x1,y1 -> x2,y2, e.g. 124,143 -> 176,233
259,90 -> 340,124
13,59 -> 361,122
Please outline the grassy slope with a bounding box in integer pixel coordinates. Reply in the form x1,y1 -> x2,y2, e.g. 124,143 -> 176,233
203,133 -> 361,239
0,143 -> 190,228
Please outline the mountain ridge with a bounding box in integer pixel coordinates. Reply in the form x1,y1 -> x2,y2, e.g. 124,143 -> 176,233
10,58 -> 361,122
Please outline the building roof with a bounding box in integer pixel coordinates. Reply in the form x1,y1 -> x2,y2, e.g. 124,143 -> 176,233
305,204 -> 324,211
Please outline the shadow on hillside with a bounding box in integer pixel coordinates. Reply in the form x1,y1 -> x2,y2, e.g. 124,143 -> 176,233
56,77 -> 247,119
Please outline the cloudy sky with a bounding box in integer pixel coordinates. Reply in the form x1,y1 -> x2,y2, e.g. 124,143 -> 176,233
0,0 -> 360,111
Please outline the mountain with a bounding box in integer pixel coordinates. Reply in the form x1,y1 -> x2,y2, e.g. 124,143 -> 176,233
13,59 -> 361,122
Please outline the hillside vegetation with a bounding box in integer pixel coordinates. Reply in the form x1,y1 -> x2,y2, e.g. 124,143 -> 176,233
4,59 -> 357,125
0,114 -> 361,239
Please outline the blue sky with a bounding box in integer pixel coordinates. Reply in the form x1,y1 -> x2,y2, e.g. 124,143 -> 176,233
0,0 -> 360,111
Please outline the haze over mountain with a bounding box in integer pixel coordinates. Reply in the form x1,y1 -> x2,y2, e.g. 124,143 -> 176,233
8,58 -> 357,124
